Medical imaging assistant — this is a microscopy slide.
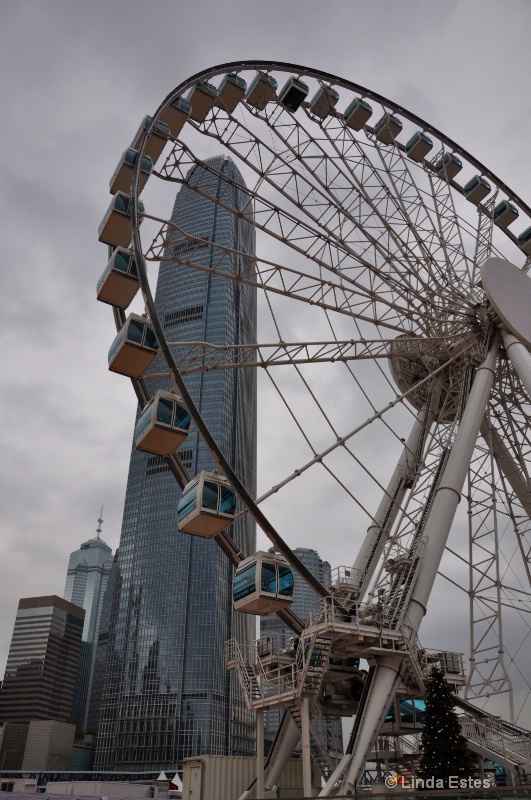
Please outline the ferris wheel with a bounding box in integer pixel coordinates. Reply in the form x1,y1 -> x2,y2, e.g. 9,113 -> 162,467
98,62 -> 531,794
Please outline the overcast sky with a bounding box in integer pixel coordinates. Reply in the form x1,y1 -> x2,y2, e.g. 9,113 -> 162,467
1,0 -> 531,726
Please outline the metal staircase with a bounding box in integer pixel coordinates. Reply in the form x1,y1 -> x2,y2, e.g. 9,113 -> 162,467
458,708 -> 531,772
287,699 -> 339,780
296,633 -> 332,697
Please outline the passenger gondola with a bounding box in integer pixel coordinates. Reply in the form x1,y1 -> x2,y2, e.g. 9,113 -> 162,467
134,390 -> 191,456
216,73 -> 247,113
187,81 -> 218,123
233,551 -> 294,615
130,116 -> 170,165
96,247 -> 140,308
518,226 -> 531,256
309,86 -> 339,119
343,98 -> 372,131
373,113 -> 403,144
109,148 -> 153,196
464,175 -> 491,205
278,76 -> 309,112
434,153 -> 462,181
158,96 -> 192,137
177,471 -> 236,537
98,193 -> 144,249
493,199 -> 519,229
405,131 -> 433,162
108,313 -> 158,378
245,72 -> 278,110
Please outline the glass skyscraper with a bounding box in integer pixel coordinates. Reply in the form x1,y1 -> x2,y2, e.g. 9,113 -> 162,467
63,532 -> 113,730
95,155 -> 257,770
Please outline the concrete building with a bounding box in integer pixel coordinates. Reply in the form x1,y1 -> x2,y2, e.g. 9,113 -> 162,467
0,720 -> 75,772
0,596 -> 84,725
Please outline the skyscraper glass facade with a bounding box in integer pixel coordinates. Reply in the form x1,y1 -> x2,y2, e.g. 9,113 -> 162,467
95,156 -> 256,770
63,536 -> 113,730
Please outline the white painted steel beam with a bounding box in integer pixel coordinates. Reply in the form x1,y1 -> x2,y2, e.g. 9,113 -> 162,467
406,339 -> 498,633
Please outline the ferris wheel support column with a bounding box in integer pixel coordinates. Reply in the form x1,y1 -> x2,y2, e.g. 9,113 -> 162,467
501,328 -> 531,400
352,394 -> 438,603
405,339 -> 499,635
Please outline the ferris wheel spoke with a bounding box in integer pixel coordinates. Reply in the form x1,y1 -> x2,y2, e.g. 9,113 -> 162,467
160,335 -> 463,374
259,104 -> 444,306
190,110 -> 450,316
371,138 -> 472,304
153,173 -> 438,332
426,152 -> 475,289
158,140 -> 449,327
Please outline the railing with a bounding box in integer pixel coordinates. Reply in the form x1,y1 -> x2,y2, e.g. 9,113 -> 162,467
460,713 -> 531,766
226,638 -> 299,707
330,565 -> 363,591
306,594 -> 408,643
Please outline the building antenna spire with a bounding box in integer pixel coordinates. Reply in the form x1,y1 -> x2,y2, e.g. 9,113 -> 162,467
96,506 -> 104,539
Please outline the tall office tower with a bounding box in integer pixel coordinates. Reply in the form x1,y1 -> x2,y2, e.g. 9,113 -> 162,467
95,155 -> 257,770
260,549 -> 342,753
0,596 -> 85,724
63,523 -> 113,730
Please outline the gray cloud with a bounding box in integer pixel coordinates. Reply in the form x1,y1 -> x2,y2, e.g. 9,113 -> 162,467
1,0 -> 530,729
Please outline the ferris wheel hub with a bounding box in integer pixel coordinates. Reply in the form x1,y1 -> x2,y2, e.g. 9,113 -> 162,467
388,332 -> 482,421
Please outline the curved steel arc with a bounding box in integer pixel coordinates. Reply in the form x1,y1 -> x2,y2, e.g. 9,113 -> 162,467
145,60 -> 530,222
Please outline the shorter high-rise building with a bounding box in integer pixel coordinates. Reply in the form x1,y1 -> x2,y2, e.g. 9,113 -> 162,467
0,596 -> 85,724
63,528 -> 113,730
260,548 -> 341,753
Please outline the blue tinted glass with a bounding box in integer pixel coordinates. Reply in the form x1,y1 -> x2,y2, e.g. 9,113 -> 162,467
143,326 -> 158,350
127,319 -> 144,343
219,485 -> 236,515
135,403 -> 154,441
278,565 -> 294,596
114,251 -> 130,273
385,704 -> 395,724
261,562 -> 277,593
414,698 -> 426,725
399,698 -> 414,723
202,481 -> 219,511
233,564 -> 256,602
115,194 -> 130,214
108,331 -> 123,361
156,397 -> 173,426
173,404 -> 191,431
177,484 -> 198,522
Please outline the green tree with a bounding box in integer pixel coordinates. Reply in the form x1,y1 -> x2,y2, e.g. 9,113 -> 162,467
418,665 -> 475,788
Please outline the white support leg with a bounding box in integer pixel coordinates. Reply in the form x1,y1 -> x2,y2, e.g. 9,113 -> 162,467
335,655 -> 403,796
502,328 -> 531,399
406,338 -> 498,633
332,341 -> 499,796
263,711 -> 300,790
352,401 -> 435,602
256,708 -> 264,799
300,697 -> 313,798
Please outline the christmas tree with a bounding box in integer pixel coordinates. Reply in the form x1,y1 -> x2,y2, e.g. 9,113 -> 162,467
418,665 -> 475,788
